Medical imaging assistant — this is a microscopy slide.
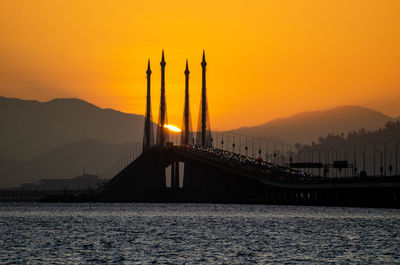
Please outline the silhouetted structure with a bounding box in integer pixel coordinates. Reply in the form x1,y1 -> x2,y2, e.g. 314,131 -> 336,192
181,60 -> 193,145
156,50 -> 169,146
7,51 -> 400,208
196,50 -> 212,147
143,60 -> 154,150
39,145 -> 399,208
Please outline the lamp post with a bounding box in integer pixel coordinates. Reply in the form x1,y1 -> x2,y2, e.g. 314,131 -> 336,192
296,150 -> 301,164
238,135 -> 242,155
334,147 -> 340,177
352,144 -> 364,177
320,148 -> 329,177
306,150 -> 312,174
340,145 -> 353,177
388,145 -> 393,176
384,141 -> 387,176
343,146 -> 348,177
376,149 -> 383,176
373,140 -> 392,177
396,140 -> 400,176
252,137 -> 255,159
382,140 -> 393,177
362,142 -> 374,176
373,143 -> 376,176
284,143 -> 293,168
311,149 -> 320,176
297,150 -> 303,170
363,143 -> 367,173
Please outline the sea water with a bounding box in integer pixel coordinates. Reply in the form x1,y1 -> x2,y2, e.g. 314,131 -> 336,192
0,203 -> 399,264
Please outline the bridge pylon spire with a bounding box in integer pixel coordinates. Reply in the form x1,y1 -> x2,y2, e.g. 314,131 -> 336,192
143,59 -> 154,150
181,59 -> 193,145
156,50 -> 169,146
196,50 -> 212,147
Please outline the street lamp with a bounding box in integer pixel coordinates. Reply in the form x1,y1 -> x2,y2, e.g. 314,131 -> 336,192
284,143 -> 293,168
387,145 -> 393,177
362,142 -> 375,176
382,139 -> 393,177
396,140 -> 400,176
375,149 -> 383,176
311,149 -> 320,176
252,137 -> 255,159
351,144 -> 364,177
373,140 -> 393,177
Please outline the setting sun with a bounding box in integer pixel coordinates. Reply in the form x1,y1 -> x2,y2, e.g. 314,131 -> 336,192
0,0 -> 399,130
163,124 -> 181,132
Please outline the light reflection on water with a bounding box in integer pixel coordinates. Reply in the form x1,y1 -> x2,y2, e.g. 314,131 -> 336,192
0,203 -> 399,264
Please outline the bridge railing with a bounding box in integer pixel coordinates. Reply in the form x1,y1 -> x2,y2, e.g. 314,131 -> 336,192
166,130 -> 296,170
209,131 -> 294,166
176,144 -> 309,181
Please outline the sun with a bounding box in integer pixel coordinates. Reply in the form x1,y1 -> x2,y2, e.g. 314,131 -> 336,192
163,124 -> 182,132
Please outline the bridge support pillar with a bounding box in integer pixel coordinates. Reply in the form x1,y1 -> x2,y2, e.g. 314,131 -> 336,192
172,162 -> 180,189
167,161 -> 183,189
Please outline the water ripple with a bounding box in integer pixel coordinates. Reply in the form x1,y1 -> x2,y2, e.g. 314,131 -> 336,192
0,203 -> 399,264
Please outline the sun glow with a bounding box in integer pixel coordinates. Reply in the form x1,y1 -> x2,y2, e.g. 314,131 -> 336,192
164,124 -> 182,132
1,1 -> 400,129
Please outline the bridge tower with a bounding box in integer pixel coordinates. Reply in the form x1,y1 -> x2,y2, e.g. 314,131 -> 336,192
143,59 -> 154,150
196,50 -> 212,147
181,60 -> 193,145
156,50 -> 169,146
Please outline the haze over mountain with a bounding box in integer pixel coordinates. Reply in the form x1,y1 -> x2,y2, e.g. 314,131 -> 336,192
0,139 -> 135,188
231,105 -> 398,145
1,96 -> 398,188
0,96 -> 144,161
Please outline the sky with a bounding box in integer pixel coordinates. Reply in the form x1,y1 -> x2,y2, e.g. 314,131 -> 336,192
0,0 -> 399,130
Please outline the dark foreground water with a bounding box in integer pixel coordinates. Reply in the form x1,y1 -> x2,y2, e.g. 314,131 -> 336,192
0,203 -> 399,264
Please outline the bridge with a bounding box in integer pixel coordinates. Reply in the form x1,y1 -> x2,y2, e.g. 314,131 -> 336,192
45,51 -> 400,208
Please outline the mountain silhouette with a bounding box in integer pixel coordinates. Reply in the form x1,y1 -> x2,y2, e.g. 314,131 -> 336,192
231,105 -> 397,144
0,139 -> 136,188
1,96 -> 398,187
0,97 -> 144,160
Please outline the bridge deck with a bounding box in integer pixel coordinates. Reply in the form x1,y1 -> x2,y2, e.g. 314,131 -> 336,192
173,145 -> 400,189
17,145 -> 400,207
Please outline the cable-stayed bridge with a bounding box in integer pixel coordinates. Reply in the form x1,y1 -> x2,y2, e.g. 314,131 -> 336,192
60,51 -> 400,207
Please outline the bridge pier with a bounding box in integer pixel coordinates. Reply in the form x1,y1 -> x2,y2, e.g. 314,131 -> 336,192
168,161 -> 183,189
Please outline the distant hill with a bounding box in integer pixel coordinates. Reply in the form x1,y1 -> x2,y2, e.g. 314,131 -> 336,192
0,97 -> 144,160
1,96 -> 398,187
231,106 -> 397,144
0,139 -> 135,188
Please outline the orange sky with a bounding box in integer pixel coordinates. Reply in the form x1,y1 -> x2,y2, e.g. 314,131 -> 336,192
0,0 -> 399,130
